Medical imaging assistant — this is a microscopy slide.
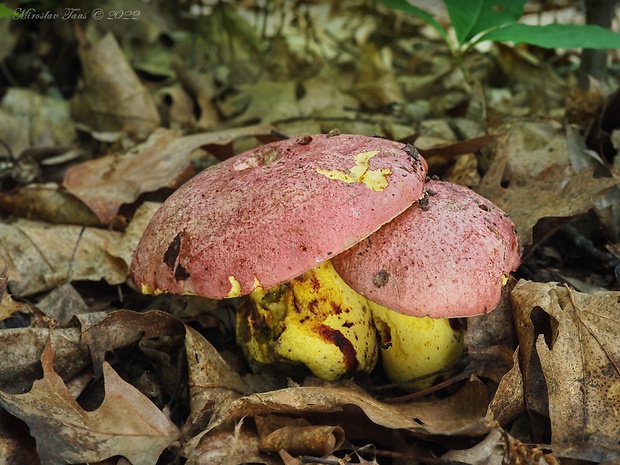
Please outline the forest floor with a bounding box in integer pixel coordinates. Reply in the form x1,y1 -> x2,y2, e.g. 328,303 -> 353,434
0,1 -> 620,464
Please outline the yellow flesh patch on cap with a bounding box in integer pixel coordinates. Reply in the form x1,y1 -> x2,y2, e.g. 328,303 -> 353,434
316,150 -> 392,191
227,276 -> 242,298
141,283 -> 166,296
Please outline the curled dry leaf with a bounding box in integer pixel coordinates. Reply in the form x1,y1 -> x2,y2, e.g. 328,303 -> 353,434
185,326 -> 250,415
206,380 -> 490,437
186,417 -> 281,465
78,309 -> 185,378
63,125 -> 275,224
0,88 -> 76,159
1,201 -> 159,297
256,416 -> 345,456
184,380 -> 490,460
478,122 -> 618,245
0,183 -> 102,226
0,219 -> 125,296
0,341 -> 179,465
511,280 -> 620,462
71,32 -> 160,137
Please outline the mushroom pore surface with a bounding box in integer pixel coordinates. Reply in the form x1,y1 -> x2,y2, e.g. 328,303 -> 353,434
332,180 -> 521,318
131,134 -> 428,299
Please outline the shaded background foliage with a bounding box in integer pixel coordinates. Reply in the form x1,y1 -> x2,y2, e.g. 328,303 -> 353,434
0,0 -> 620,464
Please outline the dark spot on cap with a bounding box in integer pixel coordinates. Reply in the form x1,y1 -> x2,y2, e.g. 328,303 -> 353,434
373,270 -> 390,288
163,233 -> 182,270
174,263 -> 190,281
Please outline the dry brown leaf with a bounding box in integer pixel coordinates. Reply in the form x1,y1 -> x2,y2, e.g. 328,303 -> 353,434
0,327 -> 90,393
79,310 -> 185,378
0,183 -> 102,226
71,32 -> 160,138
442,428 -> 560,465
0,88 -> 76,159
206,379 -> 490,437
63,125 -> 274,224
171,61 -> 220,130
109,201 -> 161,268
511,280 -> 620,461
0,311 -> 184,394
441,428 -> 505,465
0,291 -> 28,321
185,326 -> 250,416
297,75 -> 360,117
36,283 -> 89,325
0,263 -> 24,321
223,80 -> 303,125
0,219 -> 126,296
478,123 -> 618,244
0,341 -> 179,465
187,419 -> 281,465
256,415 -> 345,456
185,380 -> 490,461
487,349 -> 525,427
1,201 -> 159,297
348,43 -> 403,108
0,408 -> 40,464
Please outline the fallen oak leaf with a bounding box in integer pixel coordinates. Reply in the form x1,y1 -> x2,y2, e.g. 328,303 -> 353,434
477,124 -> 618,245
63,124 -> 276,224
511,280 -> 620,462
71,32 -> 160,138
0,339 -> 179,465
206,379 -> 490,437
0,218 -> 126,296
186,380 -> 491,461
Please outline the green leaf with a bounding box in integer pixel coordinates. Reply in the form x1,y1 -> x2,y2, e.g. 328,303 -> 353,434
477,23 -> 620,49
378,0 -> 449,43
444,0 -> 528,46
0,3 -> 14,18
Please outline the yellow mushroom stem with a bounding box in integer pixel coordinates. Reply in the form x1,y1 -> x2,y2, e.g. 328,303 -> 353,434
370,302 -> 464,390
236,260 -> 378,381
236,260 -> 465,387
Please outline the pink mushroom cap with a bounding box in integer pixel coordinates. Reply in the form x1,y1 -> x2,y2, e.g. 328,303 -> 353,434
332,180 -> 521,318
131,134 -> 428,299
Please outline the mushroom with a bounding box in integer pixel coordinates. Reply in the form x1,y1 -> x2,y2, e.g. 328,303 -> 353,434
131,133 -> 428,380
332,180 -> 521,387
130,134 -> 520,384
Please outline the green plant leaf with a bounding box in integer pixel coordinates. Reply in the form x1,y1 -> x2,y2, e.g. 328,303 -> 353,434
378,0 -> 449,43
0,3 -> 14,18
444,0 -> 528,46
477,23 -> 620,49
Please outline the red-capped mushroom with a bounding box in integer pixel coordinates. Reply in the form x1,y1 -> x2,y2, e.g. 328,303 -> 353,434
131,134 -> 428,300
332,180 -> 521,319
332,180 -> 521,387
130,133 -> 428,380
130,135 -> 521,384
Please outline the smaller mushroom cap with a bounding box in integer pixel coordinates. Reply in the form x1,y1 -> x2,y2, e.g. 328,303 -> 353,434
332,180 -> 521,318
131,134 -> 428,299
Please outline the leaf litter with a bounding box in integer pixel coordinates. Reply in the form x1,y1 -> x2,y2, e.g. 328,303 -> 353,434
0,0 -> 620,464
